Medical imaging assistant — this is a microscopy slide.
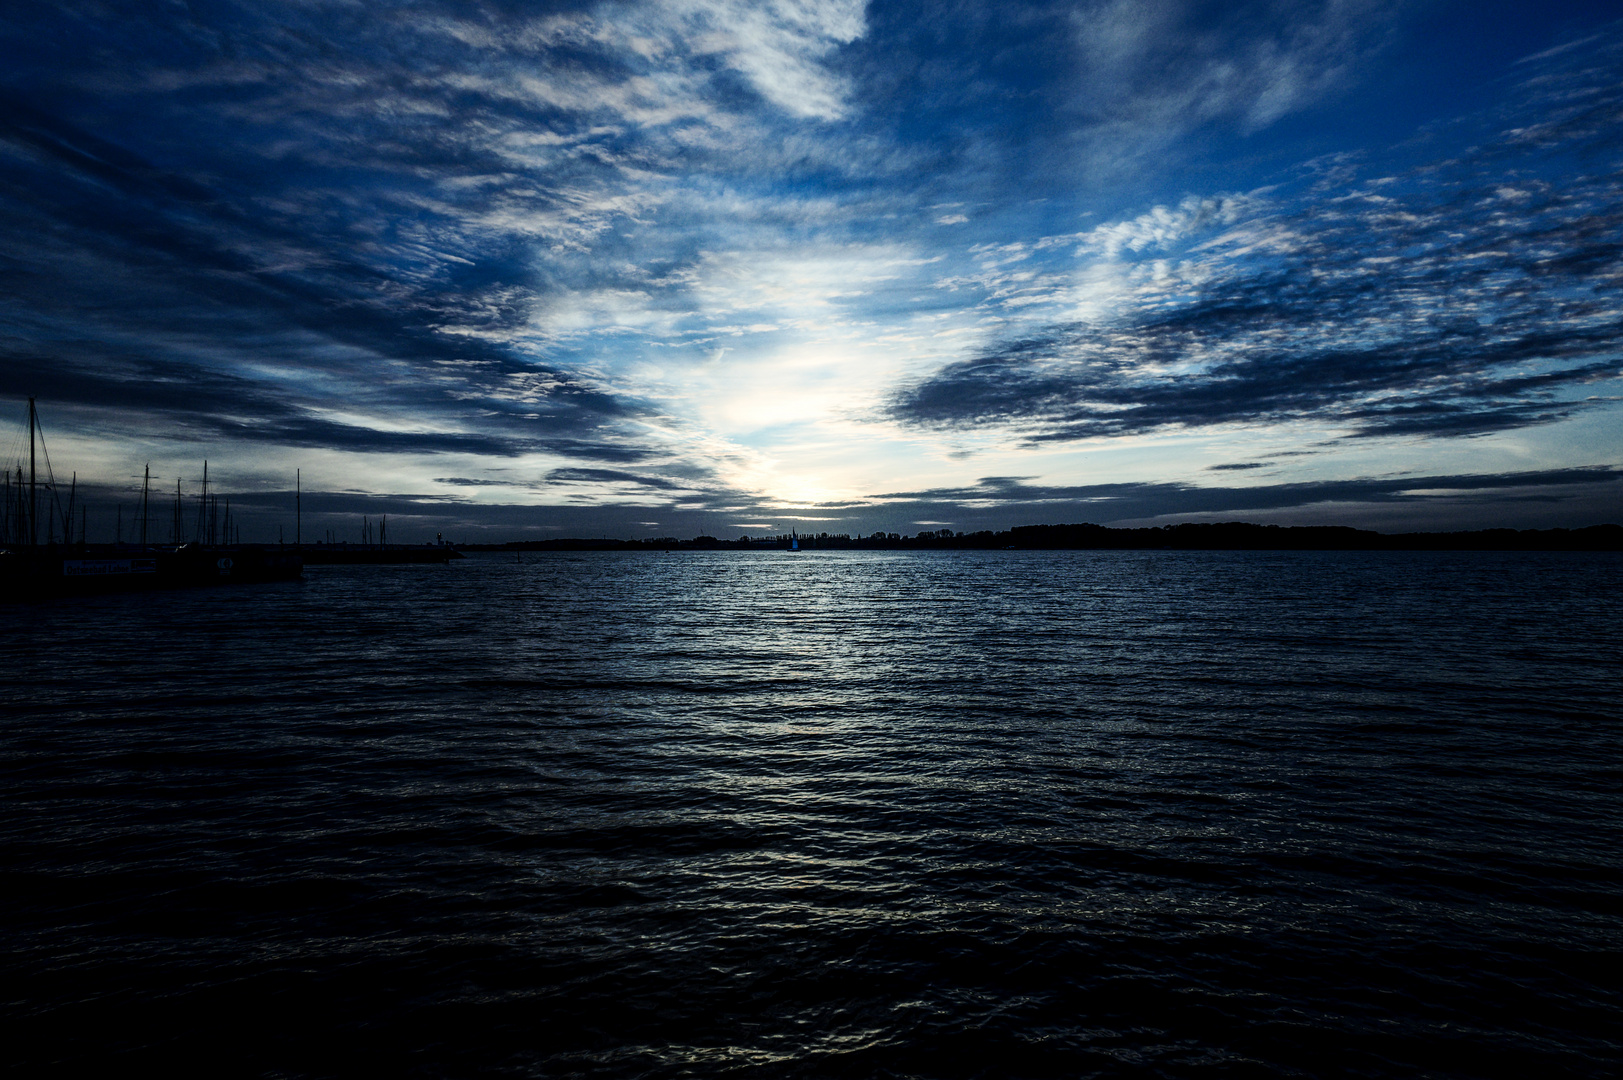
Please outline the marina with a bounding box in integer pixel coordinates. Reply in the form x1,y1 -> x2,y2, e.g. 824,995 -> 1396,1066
0,398 -> 304,599
0,399 -> 467,599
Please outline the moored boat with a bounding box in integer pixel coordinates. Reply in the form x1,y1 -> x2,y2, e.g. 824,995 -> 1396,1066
1,543 -> 302,600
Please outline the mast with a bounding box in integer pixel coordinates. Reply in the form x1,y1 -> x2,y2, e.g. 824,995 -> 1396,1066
296,468 -> 301,549
140,464 -> 150,547
195,460 -> 208,544
65,472 -> 75,546
28,396 -> 37,549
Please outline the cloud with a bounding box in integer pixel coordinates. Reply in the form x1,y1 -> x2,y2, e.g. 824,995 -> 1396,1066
545,466 -> 687,490
891,42 -> 1623,443
416,0 -> 867,126
0,0 -> 889,481
1067,0 -> 1400,173
865,465 -> 1623,525
2,2 -> 1620,537
654,0 -> 868,121
0,87 -> 649,454
433,477 -> 527,488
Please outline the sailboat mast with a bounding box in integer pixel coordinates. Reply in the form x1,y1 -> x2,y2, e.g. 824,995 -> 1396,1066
296,468 -> 301,549
141,464 -> 150,547
28,396 -> 37,548
195,460 -> 208,544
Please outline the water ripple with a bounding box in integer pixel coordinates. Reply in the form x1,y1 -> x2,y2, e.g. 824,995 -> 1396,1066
3,550 -> 1620,1077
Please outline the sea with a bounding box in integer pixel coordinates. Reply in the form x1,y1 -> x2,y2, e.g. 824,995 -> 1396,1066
3,549 -> 1620,1078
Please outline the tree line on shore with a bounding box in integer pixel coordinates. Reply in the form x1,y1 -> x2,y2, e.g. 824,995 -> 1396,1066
456,521 -> 1622,552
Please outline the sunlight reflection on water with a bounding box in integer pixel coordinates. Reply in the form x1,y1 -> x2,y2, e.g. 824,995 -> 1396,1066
3,550 -> 1620,1077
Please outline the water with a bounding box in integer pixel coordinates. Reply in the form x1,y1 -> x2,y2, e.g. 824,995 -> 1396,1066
3,550 -> 1620,1077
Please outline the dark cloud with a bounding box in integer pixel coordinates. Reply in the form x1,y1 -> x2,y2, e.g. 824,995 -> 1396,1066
0,46 -> 637,457
877,465 -> 1623,506
863,466 -> 1623,532
545,468 -> 686,491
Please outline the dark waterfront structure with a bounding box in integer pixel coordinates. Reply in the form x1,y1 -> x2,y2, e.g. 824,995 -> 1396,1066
0,543 -> 302,600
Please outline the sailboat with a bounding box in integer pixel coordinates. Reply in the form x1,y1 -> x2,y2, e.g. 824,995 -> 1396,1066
1,398 -> 302,599
788,528 -> 800,552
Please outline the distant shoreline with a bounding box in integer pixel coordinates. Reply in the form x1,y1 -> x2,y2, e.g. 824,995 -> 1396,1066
456,522 -> 1622,553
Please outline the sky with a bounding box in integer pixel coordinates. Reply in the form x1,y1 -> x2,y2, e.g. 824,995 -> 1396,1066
2,0 -> 1621,542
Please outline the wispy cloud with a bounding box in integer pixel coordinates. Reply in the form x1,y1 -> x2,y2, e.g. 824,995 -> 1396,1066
891,42 -> 1623,443
1070,0 -> 1400,153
